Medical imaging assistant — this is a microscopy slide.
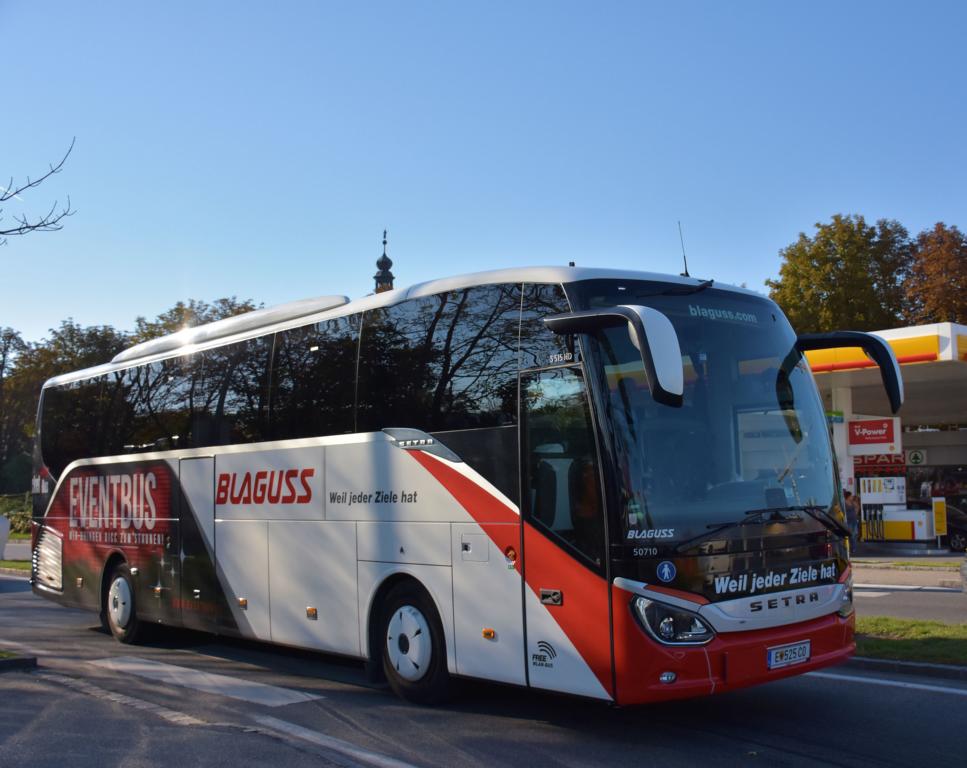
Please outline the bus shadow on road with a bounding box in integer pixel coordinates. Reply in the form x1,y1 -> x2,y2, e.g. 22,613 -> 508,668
93,623 -> 387,691
82,622 -> 809,733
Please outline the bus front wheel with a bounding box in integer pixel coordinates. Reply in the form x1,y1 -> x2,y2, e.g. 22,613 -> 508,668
380,582 -> 451,704
104,564 -> 143,644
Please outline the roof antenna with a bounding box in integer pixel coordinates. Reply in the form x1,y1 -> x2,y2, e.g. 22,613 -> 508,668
678,220 -> 690,277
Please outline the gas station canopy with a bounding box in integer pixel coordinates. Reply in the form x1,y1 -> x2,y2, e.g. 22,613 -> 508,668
806,323 -> 967,427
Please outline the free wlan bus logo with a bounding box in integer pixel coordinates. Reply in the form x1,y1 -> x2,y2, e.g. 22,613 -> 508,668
531,641 -> 557,668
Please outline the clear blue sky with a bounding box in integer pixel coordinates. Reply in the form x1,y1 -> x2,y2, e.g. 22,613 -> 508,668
3,1 -> 965,343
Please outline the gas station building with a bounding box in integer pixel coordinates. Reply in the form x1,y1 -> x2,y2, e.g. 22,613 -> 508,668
805,322 -> 967,544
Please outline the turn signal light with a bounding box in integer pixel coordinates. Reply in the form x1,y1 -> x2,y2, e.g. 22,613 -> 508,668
482,628 -> 496,640
306,607 -> 318,620
504,546 -> 518,563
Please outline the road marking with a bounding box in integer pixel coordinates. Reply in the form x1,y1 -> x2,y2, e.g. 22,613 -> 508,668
0,640 -> 53,657
91,656 -> 322,707
853,591 -> 890,598
40,671 -> 206,725
855,583 -> 961,592
807,671 -> 967,697
255,715 -> 418,768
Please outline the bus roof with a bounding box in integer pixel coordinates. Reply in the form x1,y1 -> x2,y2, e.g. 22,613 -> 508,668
43,265 -> 760,388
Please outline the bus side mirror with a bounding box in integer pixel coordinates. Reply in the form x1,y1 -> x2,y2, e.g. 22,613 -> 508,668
795,331 -> 904,414
543,305 -> 684,407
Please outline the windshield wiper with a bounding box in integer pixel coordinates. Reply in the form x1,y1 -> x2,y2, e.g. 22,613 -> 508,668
766,505 -> 851,538
674,508 -> 799,553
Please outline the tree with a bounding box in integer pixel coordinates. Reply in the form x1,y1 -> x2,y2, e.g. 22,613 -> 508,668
903,223 -> 967,324
0,297 -> 256,492
0,328 -> 27,491
131,296 -> 258,344
1,139 -> 75,245
766,214 -> 913,333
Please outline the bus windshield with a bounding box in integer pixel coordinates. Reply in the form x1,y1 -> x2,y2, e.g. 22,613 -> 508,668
570,280 -> 842,549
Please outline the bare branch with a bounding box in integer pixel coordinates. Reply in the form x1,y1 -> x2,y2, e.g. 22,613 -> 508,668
0,140 -> 76,244
0,138 -> 75,202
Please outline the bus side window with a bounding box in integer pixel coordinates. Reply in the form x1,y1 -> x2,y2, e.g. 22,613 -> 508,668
522,367 -> 605,568
41,377 -> 103,478
194,337 -> 272,446
356,285 -> 520,434
270,315 -> 358,439
520,283 -> 572,370
110,356 -> 195,452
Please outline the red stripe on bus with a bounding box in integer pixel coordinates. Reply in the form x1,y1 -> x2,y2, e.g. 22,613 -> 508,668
409,449 -> 614,697
407,451 -> 519,524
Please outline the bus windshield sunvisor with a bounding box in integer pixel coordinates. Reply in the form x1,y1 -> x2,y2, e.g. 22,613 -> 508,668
795,331 -> 904,414
544,306 -> 684,407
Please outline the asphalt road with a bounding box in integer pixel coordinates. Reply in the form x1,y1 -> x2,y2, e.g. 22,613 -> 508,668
855,584 -> 967,622
2,539 -> 29,560
3,574 -> 967,768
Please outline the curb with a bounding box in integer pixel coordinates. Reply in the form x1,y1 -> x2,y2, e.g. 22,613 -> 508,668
0,656 -> 37,673
846,656 -> 967,682
0,567 -> 29,578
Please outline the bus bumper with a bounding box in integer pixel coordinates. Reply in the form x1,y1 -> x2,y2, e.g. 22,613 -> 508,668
613,604 -> 854,706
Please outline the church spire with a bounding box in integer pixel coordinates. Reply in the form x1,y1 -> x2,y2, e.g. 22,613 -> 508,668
374,229 -> 394,293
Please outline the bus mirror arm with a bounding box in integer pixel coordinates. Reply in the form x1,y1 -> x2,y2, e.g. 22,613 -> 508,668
795,331 -> 904,414
544,305 -> 685,407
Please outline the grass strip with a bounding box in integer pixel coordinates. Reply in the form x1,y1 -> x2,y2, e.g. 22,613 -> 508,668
888,561 -> 962,570
0,560 -> 29,571
856,616 -> 967,666
853,559 -> 961,570
0,651 -> 14,660
8,533 -> 30,541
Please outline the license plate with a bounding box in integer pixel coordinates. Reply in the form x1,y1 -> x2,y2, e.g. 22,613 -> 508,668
767,640 -> 811,670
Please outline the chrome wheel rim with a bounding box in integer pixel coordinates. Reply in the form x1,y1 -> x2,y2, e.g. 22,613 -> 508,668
386,605 -> 432,682
109,576 -> 132,629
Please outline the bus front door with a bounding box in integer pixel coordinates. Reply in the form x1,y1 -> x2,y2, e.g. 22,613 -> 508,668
520,366 -> 614,701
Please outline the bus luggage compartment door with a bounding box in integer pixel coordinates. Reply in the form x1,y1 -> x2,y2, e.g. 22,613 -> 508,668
178,457 -> 218,633
451,522 -> 525,685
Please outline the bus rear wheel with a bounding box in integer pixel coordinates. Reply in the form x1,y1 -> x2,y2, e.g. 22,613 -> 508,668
380,582 -> 451,704
104,564 -> 143,644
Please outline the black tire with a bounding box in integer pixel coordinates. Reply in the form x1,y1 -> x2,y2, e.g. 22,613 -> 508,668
379,582 -> 451,704
949,531 -> 967,552
103,563 -> 143,644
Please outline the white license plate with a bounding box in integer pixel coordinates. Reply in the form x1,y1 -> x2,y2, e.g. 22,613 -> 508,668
767,640 -> 811,670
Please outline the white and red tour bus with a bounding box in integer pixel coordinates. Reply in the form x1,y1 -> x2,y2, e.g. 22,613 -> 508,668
31,267 -> 903,704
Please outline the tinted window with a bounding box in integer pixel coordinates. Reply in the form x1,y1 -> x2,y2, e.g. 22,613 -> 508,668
99,368 -> 139,456
41,377 -> 103,477
357,284 -> 521,433
522,366 -> 605,568
195,338 -> 272,446
126,355 -> 198,451
520,283 -> 572,370
270,315 -> 358,439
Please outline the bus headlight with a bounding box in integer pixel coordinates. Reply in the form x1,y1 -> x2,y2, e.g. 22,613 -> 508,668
837,574 -> 854,618
632,597 -> 714,645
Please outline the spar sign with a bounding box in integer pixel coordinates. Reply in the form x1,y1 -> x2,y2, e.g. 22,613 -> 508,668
847,418 -> 902,457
